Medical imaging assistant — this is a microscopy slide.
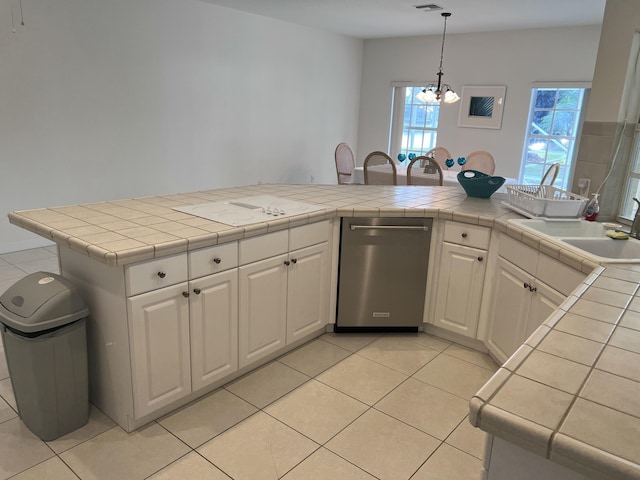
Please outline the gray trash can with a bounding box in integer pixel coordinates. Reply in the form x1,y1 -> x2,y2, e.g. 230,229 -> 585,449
0,271 -> 89,441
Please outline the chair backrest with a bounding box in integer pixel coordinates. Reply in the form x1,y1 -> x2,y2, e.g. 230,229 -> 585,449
335,143 -> 356,185
406,156 -> 443,186
363,151 -> 397,185
462,150 -> 496,175
425,147 -> 452,170
540,162 -> 560,187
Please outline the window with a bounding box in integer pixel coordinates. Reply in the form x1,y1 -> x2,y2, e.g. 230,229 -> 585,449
389,85 -> 441,160
620,125 -> 640,221
519,85 -> 589,190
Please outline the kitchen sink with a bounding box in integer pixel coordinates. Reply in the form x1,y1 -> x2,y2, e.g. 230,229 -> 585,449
509,218 -> 607,238
560,237 -> 640,262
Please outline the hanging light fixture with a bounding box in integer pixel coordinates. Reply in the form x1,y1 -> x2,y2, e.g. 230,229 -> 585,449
417,12 -> 460,104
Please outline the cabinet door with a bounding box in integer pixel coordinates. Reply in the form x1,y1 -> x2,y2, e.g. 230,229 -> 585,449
287,242 -> 329,343
190,269 -> 238,391
238,254 -> 288,368
127,283 -> 191,419
524,280 -> 565,340
486,258 -> 532,363
433,242 -> 487,338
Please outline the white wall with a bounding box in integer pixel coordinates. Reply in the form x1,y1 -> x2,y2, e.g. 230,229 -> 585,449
0,0 -> 363,253
357,25 -> 602,180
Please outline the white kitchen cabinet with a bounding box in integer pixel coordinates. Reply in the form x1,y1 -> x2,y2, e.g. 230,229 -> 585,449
286,242 -> 329,343
485,257 -> 534,361
433,242 -> 487,337
432,221 -> 490,338
238,254 -> 288,368
127,282 -> 191,419
190,269 -> 238,391
485,235 -> 586,363
238,221 -> 331,368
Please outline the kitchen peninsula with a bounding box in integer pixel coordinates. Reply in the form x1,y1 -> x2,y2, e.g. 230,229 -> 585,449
8,183 -> 640,480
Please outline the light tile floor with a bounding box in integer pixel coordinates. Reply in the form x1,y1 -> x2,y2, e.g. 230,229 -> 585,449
0,247 -> 499,480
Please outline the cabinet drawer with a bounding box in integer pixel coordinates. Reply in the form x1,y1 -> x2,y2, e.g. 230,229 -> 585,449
126,253 -> 188,296
239,230 -> 288,265
498,234 -> 538,274
189,242 -> 238,279
443,221 -> 490,250
289,220 -> 330,251
536,254 -> 586,297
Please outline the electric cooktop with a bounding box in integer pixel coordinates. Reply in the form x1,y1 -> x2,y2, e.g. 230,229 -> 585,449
173,195 -> 325,227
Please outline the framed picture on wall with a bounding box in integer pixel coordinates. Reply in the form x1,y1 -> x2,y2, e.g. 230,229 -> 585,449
458,86 -> 507,129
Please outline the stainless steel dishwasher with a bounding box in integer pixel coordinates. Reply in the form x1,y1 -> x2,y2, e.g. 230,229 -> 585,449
335,217 -> 432,331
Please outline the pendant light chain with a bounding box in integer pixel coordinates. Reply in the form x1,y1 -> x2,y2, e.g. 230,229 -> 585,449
438,13 -> 449,74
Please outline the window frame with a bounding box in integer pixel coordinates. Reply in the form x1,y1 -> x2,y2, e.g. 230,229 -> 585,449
389,82 -> 441,160
519,82 -> 590,190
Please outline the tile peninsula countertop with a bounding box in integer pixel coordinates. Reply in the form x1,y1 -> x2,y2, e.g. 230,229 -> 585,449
8,183 -> 640,479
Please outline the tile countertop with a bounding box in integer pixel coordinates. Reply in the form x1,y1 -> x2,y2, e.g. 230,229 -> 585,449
8,183 -> 640,479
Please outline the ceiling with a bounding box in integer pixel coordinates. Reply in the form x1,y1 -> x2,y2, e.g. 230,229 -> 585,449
200,0 -> 606,39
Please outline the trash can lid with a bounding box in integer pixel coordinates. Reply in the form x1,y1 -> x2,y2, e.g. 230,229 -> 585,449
0,272 -> 88,333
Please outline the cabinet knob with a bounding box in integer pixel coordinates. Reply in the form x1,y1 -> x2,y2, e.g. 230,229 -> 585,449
291,258 -> 297,264
530,286 -> 537,293
193,288 -> 201,295
477,256 -> 483,262
284,260 -> 290,266
157,271 -> 166,278
461,233 -> 468,238
213,257 -> 222,264
523,282 -> 530,290
182,291 -> 190,298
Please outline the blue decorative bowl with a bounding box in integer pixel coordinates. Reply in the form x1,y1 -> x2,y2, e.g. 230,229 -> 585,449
457,170 -> 506,198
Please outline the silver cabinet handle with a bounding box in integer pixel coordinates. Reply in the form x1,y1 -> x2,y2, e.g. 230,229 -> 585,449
350,225 -> 429,231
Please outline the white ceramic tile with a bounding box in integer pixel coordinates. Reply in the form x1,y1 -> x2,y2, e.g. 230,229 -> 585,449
281,447 -> 377,479
403,333 -> 453,352
60,423 -> 190,480
0,417 -> 55,479
375,377 -> 469,440
0,248 -> 56,265
147,451 -> 230,479
411,443 -> 483,480
316,354 -> 407,405
356,336 -> 440,375
597,345 -> 640,382
265,379 -> 368,444
277,339 -> 352,377
197,412 -> 318,480
225,362 -> 309,409
326,409 -> 440,480
412,354 -> 495,400
319,333 -> 380,352
158,389 -> 258,448
446,416 -> 488,459
443,344 -> 499,371
9,456 -> 78,480
580,369 -> 640,418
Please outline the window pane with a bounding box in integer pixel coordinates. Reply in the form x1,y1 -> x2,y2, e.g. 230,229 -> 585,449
535,89 -> 556,108
552,111 -> 577,136
412,106 -> 426,127
557,89 -> 580,109
531,111 -> 553,135
621,177 -> 640,219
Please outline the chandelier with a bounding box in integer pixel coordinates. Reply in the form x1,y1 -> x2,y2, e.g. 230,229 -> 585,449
416,12 -> 460,104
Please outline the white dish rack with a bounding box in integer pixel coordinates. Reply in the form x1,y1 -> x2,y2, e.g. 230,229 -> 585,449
504,185 -> 589,219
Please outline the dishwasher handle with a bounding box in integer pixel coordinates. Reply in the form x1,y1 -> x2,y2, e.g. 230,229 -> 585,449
350,225 -> 430,231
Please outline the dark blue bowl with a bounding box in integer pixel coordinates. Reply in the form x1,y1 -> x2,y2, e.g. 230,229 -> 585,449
457,170 -> 506,198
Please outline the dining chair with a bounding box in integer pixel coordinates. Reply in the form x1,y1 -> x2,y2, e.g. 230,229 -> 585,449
407,156 -> 443,186
540,162 -> 560,187
462,150 -> 496,175
425,147 -> 452,171
363,151 -> 397,185
334,142 -> 356,184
